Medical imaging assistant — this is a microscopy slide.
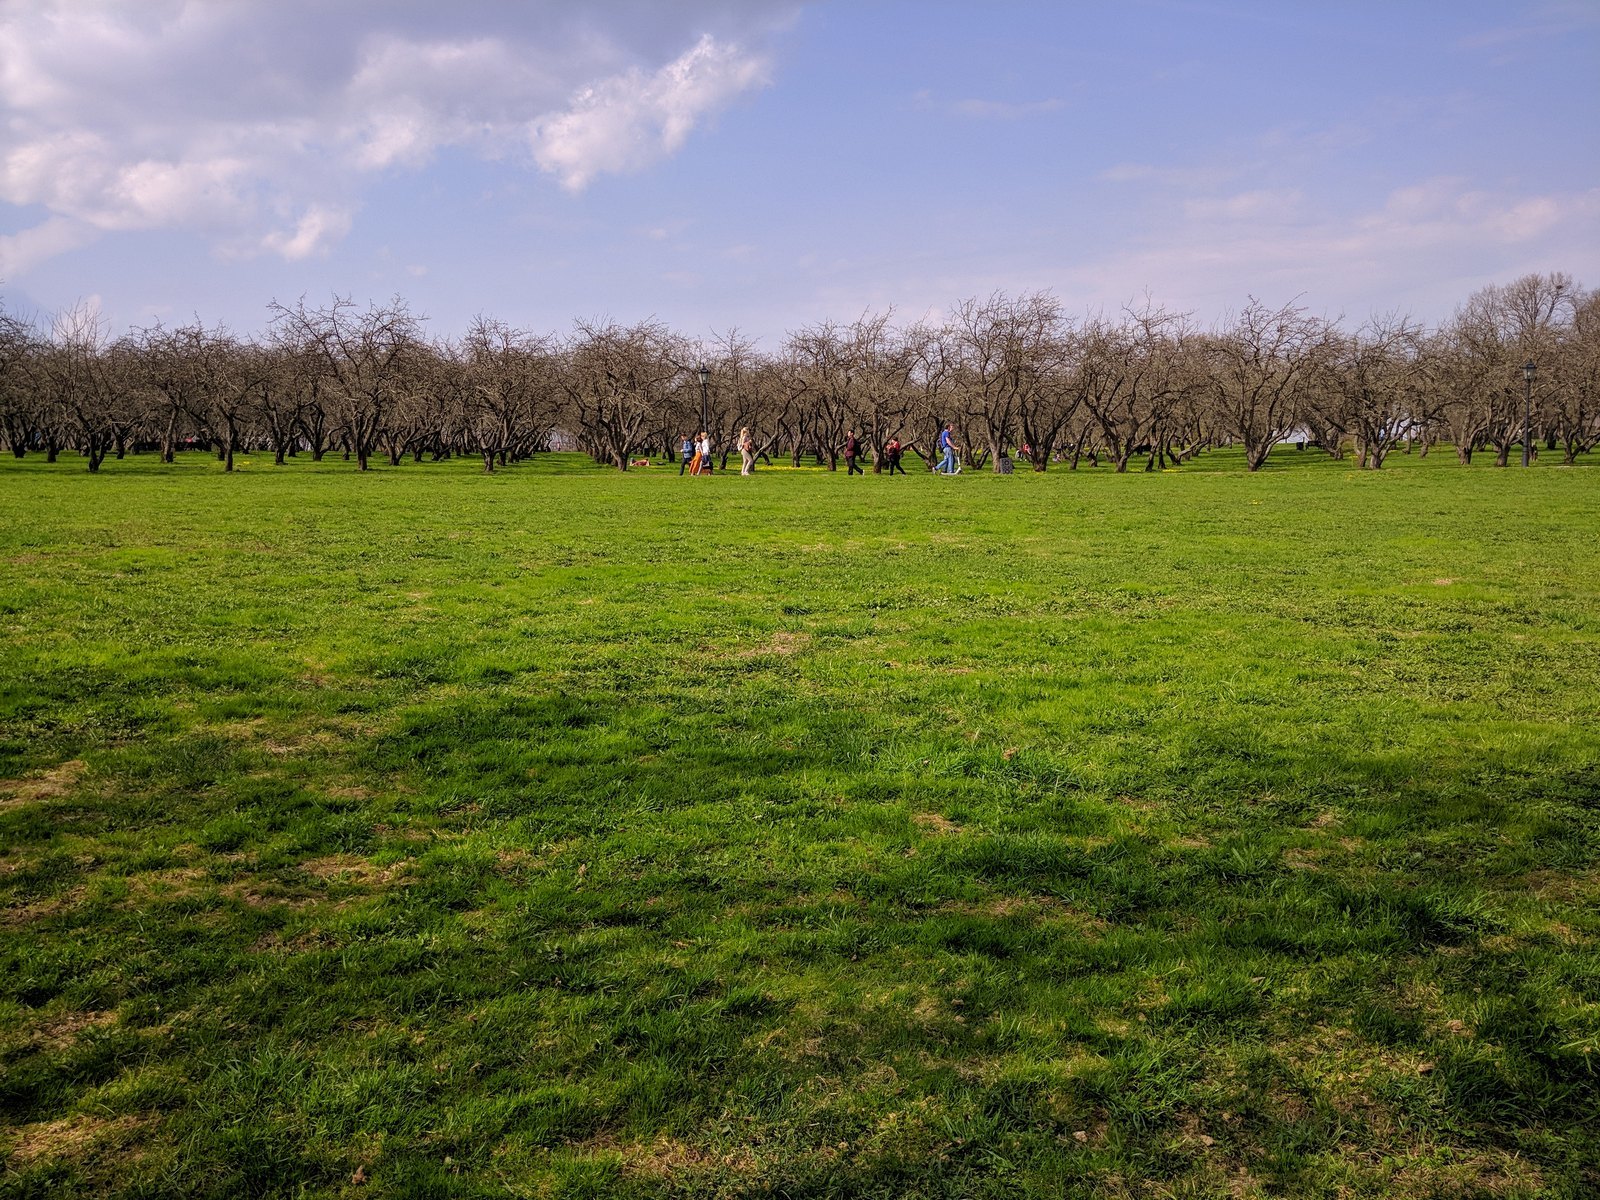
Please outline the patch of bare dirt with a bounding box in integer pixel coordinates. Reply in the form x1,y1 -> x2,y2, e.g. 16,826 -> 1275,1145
300,854 -> 411,886
217,882 -> 321,909
121,866 -> 209,905
940,895 -> 1109,931
1,885 -> 86,929
1114,794 -> 1159,813
732,630 -> 811,659
5,1113 -> 152,1166
912,811 -> 960,835
1385,1150 -> 1543,1196
1519,867 -> 1599,905
27,1009 -> 118,1051
575,1134 -> 762,1180
249,923 -> 347,953
0,760 -> 88,808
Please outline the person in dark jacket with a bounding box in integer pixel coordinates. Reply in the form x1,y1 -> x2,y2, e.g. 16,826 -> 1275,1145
844,428 -> 864,475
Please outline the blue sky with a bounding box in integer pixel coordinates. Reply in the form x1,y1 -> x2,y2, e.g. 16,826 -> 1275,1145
2,1 -> 1596,345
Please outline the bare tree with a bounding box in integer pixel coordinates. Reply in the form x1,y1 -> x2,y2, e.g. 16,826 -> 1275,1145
1550,288 -> 1600,463
40,305 -> 135,472
687,329 -> 767,470
944,293 -> 1072,472
0,306 -> 41,457
557,319 -> 684,470
1081,304 -> 1193,472
460,317 -> 559,472
842,313 -> 930,472
134,321 -> 224,462
269,296 -> 424,471
1204,299 -> 1331,471
784,320 -> 858,470
1319,315 -> 1429,469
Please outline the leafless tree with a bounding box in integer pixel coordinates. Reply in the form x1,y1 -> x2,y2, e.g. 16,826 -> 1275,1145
459,317 -> 559,472
945,293 -> 1072,472
1081,304 -> 1194,472
1550,288 -> 1600,463
269,296 -> 424,471
843,313 -> 931,472
134,321 -> 225,462
557,319 -> 684,470
40,304 -> 137,472
0,305 -> 42,457
783,320 -> 858,470
1203,299 -> 1331,471
686,329 -> 767,470
1317,315 -> 1429,469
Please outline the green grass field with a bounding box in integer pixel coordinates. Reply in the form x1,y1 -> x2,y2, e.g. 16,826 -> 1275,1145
2,449 -> 1598,1199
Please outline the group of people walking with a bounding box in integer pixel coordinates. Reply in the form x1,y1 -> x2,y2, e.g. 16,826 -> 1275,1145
846,423 -> 961,474
680,428 -> 759,476
679,423 -> 964,477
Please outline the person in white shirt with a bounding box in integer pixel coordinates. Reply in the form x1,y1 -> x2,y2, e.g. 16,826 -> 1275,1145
696,432 -> 714,474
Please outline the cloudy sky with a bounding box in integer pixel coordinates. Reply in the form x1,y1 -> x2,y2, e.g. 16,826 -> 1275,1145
2,0 -> 1596,343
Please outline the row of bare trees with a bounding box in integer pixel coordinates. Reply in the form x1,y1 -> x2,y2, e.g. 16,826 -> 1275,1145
2,274 -> 1596,474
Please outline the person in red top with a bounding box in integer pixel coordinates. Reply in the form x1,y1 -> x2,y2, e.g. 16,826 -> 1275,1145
884,436 -> 906,475
844,428 -> 863,475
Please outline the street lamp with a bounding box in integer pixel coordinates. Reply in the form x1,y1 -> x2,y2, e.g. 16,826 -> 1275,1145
1522,360 -> 1536,468
697,363 -> 710,443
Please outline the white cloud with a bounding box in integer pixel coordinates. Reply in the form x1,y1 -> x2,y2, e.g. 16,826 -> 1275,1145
0,3 -> 788,271
258,205 -> 354,261
0,216 -> 95,279
530,36 -> 770,190
1062,179 -> 1600,321
1184,189 -> 1304,221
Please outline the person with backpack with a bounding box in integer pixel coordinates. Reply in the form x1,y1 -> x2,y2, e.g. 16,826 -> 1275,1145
678,433 -> 695,476
937,423 -> 960,474
885,436 -> 906,475
844,428 -> 863,475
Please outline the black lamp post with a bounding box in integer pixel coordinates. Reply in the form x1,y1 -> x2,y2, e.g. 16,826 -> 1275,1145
1522,360 -> 1536,468
697,363 -> 710,443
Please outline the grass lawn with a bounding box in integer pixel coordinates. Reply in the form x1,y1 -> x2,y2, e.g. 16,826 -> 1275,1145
1,448 -> 1598,1199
